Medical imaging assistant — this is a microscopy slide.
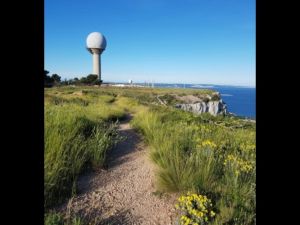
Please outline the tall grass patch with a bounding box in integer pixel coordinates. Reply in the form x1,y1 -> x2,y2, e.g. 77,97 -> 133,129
132,107 -> 256,224
45,91 -> 125,208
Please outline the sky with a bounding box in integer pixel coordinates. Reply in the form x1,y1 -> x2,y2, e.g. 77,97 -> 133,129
45,0 -> 255,87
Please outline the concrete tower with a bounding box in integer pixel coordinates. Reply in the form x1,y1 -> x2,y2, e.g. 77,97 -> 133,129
86,32 -> 107,83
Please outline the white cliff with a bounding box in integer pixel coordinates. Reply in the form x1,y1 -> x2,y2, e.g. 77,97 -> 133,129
175,99 -> 227,116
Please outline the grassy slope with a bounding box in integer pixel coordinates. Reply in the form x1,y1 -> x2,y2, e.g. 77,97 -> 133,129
131,108 -> 255,224
45,86 -> 255,225
45,88 -> 127,208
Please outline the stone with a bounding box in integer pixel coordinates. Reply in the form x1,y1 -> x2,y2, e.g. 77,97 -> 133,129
175,100 -> 227,116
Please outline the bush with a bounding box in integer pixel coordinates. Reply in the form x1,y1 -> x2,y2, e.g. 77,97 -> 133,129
176,193 -> 216,225
131,106 -> 256,224
210,94 -> 220,101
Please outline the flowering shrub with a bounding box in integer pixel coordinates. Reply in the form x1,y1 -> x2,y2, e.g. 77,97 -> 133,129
176,193 -> 216,225
223,154 -> 254,175
195,137 -> 217,151
200,140 -> 217,149
240,143 -> 256,153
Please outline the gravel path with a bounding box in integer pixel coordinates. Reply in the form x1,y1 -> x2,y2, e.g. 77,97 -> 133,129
59,115 -> 179,224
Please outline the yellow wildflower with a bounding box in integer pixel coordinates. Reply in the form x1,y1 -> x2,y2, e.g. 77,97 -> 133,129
176,193 -> 216,224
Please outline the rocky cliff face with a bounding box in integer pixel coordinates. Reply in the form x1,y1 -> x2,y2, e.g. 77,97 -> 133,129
175,99 -> 228,116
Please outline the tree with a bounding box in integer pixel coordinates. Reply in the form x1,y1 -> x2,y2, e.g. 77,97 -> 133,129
44,70 -> 54,87
44,70 -> 62,87
86,74 -> 98,84
80,77 -> 88,84
68,77 -> 79,85
56,74 -> 101,86
51,74 -> 61,83
61,78 -> 68,85
44,70 -> 51,82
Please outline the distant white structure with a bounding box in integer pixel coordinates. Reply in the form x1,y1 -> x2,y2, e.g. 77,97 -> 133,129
112,84 -> 126,87
86,32 -> 107,83
128,79 -> 133,84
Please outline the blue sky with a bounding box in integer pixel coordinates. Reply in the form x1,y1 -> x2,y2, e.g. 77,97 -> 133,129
45,0 -> 255,87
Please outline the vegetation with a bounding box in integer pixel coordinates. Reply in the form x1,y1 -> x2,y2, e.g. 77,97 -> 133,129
176,193 -> 216,225
45,70 -> 62,87
44,70 -> 102,87
45,89 -> 127,208
76,74 -> 101,85
45,85 -> 255,224
45,212 -> 84,225
45,212 -> 65,225
131,106 -> 255,224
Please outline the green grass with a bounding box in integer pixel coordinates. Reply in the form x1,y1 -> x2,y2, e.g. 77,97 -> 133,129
45,212 -> 64,225
131,107 -> 256,224
47,85 -> 216,106
45,90 -> 126,209
45,212 -> 85,225
45,86 -> 255,224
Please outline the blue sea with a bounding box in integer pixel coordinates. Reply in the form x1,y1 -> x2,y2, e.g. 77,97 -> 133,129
139,83 -> 256,119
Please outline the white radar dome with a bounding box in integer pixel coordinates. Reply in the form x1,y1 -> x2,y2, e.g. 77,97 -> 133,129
86,32 -> 107,50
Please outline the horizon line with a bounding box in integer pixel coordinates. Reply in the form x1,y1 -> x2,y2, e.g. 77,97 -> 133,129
102,80 -> 256,88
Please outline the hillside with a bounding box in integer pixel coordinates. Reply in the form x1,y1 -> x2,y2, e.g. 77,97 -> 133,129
45,86 -> 256,225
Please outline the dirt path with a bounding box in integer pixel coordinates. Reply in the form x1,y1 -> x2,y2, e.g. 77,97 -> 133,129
59,115 -> 178,224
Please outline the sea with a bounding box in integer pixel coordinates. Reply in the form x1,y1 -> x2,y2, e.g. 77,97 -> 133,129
137,83 -> 256,119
